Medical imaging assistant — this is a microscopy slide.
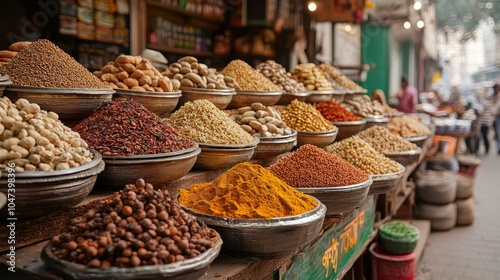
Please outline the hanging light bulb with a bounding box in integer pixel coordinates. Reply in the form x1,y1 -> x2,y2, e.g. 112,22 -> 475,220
413,1 -> 422,10
308,2 -> 317,12
417,20 -> 425,28
404,21 -> 411,29
344,24 -> 352,32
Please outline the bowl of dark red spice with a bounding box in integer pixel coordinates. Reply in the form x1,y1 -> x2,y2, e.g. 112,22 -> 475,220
268,144 -> 372,215
179,162 -> 326,259
2,39 -> 114,127
168,100 -> 260,169
73,98 -> 200,189
0,97 -> 106,219
42,179 -> 222,280
315,100 -> 366,141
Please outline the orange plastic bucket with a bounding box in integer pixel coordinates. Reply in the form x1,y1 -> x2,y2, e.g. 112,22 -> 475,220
370,243 -> 416,280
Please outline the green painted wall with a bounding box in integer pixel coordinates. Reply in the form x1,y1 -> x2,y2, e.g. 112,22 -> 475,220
360,24 -> 390,98
401,41 -> 411,77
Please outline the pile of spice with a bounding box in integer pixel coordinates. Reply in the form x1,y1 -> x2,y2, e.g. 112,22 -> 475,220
268,144 -> 369,188
50,179 -> 219,268
0,97 -> 93,172
356,126 -> 418,153
3,39 -> 109,89
342,95 -> 385,118
220,60 -> 280,91
73,98 -> 195,156
315,100 -> 360,122
168,99 -> 255,145
279,100 -> 335,132
290,63 -> 333,91
230,102 -> 293,137
179,162 -> 317,219
318,63 -> 364,90
325,137 -> 401,175
255,60 -> 307,93
388,115 -> 430,138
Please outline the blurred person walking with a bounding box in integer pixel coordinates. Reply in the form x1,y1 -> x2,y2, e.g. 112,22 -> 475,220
492,84 -> 500,154
473,89 -> 495,155
396,75 -> 418,113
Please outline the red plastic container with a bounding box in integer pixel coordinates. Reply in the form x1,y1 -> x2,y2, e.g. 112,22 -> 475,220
370,243 -> 416,280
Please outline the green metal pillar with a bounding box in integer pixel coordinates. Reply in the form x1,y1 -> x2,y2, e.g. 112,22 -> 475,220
360,23 -> 390,99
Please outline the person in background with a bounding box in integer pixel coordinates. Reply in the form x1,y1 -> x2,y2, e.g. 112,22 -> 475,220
396,75 -> 418,113
473,88 -> 496,155
491,83 -> 500,154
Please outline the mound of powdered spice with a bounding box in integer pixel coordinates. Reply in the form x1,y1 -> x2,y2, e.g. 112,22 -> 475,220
73,98 -> 195,156
4,39 -> 109,89
179,162 -> 317,219
268,144 -> 369,188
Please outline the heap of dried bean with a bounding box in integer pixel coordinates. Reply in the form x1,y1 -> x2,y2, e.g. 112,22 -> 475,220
315,100 -> 359,122
4,39 -> 109,89
163,56 -> 238,89
318,63 -> 364,90
230,103 -> 293,137
93,54 -> 178,92
73,98 -> 195,156
168,99 -> 255,145
290,63 -> 332,91
220,60 -> 280,91
388,115 -> 430,138
342,95 -> 385,118
356,126 -> 418,153
268,144 -> 369,187
0,97 -> 93,171
279,100 -> 335,132
325,136 -> 401,175
256,60 -> 307,93
49,178 -> 219,268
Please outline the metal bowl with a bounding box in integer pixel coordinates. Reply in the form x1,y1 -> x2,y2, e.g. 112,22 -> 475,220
305,90 -> 335,103
331,90 -> 347,102
4,86 -> 113,125
252,131 -> 297,159
195,138 -> 260,169
227,90 -> 283,109
296,129 -> 338,148
403,134 -> 429,148
179,87 -> 236,109
276,92 -> 310,105
296,178 -> 372,215
97,146 -> 200,190
331,119 -> 366,141
41,235 -> 222,280
114,89 -> 181,118
0,78 -> 12,96
362,116 -> 389,130
383,147 -> 422,167
182,197 -> 326,258
343,89 -> 367,101
0,151 -> 105,219
386,111 -> 404,117
369,163 -> 405,195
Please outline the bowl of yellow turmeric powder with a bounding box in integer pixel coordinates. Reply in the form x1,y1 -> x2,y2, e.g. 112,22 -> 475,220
178,162 -> 327,258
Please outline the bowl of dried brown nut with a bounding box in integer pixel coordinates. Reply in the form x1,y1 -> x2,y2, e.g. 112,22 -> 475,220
227,90 -> 283,109
114,89 -> 182,118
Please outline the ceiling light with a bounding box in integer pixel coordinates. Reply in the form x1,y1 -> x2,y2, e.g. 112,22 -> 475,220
413,1 -> 422,10
404,21 -> 411,29
344,24 -> 352,32
417,20 -> 425,28
308,2 -> 317,12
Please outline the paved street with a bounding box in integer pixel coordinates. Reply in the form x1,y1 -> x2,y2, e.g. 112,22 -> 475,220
417,150 -> 500,280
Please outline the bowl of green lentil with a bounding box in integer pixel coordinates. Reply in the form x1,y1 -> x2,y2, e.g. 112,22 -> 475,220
378,221 -> 419,255
369,163 -> 405,195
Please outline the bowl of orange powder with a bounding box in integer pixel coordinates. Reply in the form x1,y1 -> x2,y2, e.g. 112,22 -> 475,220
178,162 -> 326,259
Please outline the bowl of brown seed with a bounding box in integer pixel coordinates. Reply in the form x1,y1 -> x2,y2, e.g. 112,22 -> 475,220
114,89 -> 182,118
227,90 -> 283,109
296,129 -> 338,148
305,90 -> 335,103
369,163 -> 405,195
179,87 -> 236,110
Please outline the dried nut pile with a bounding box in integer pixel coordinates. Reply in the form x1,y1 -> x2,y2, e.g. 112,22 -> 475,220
0,41 -> 31,67
230,103 -> 293,137
356,126 -> 418,153
163,56 -> 238,89
256,60 -> 306,93
168,99 -> 255,145
279,100 -> 335,132
74,98 -> 194,156
50,178 -> 219,268
220,60 -> 280,91
325,136 -> 401,175
268,144 -> 369,187
291,63 -> 333,91
93,54 -> 178,92
0,97 -> 93,172
342,95 -> 385,118
318,63 -> 364,90
3,39 -> 109,89
315,101 -> 359,122
388,115 -> 431,138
